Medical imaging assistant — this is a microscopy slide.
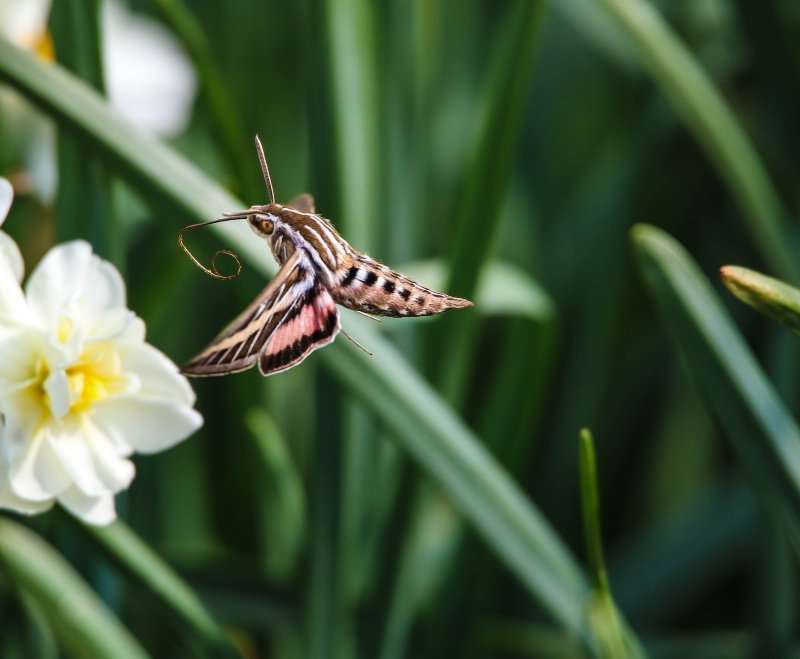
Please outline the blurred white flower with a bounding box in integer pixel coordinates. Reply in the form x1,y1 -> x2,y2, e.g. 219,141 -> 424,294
102,0 -> 198,137
0,0 -> 57,202
0,0 -> 197,201
0,179 -> 202,524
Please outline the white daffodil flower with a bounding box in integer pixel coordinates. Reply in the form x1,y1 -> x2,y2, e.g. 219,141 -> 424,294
0,179 -> 202,525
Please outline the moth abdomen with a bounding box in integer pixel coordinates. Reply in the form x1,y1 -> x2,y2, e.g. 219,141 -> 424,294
331,255 -> 472,318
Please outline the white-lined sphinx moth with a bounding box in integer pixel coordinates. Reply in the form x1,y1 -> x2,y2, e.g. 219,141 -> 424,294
181,136 -> 472,377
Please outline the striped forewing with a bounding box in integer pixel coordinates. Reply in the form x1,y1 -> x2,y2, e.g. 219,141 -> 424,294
257,281 -> 340,375
182,248 -> 339,376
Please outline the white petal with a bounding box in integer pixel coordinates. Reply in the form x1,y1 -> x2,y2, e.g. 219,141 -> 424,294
31,428 -> 71,495
0,331 -> 40,391
0,410 -> 55,515
3,391 -> 50,502
58,485 -> 116,525
81,416 -> 135,492
0,255 -> 29,324
45,420 -> 108,497
6,421 -> 52,501
119,341 -> 196,403
94,397 -> 202,454
119,315 -> 145,342
0,177 -> 13,226
0,485 -> 54,516
86,257 -> 127,313
26,240 -> 126,328
25,240 -> 92,326
0,178 -> 22,281
43,369 -> 70,419
7,416 -> 105,501
0,232 -> 25,283
87,308 -> 134,342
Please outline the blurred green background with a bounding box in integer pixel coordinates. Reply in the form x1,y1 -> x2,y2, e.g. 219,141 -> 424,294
1,0 -> 800,657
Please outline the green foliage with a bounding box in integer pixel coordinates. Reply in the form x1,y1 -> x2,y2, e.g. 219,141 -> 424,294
0,0 -> 799,656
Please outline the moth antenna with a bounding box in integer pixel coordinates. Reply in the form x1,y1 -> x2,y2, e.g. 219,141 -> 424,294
179,216 -> 245,280
341,328 -> 373,356
255,135 -> 275,204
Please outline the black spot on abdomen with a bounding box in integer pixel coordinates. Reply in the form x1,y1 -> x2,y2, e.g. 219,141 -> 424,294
341,266 -> 359,286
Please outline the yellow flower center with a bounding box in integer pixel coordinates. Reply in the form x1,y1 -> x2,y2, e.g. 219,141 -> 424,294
65,360 -> 113,414
39,346 -> 127,421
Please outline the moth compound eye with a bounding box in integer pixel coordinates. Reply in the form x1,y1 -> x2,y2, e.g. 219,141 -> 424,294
248,216 -> 274,235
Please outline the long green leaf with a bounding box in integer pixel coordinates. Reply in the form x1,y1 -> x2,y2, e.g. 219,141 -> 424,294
0,38 -> 606,643
632,224 -> 800,555
0,518 -> 148,659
